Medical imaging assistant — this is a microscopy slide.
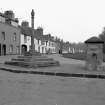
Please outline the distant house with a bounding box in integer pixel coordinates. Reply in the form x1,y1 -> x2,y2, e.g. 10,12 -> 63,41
0,10 -> 20,55
20,22 -> 57,54
42,34 -> 57,54
20,22 -> 32,54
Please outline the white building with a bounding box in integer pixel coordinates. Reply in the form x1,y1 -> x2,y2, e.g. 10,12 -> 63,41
20,25 -> 57,54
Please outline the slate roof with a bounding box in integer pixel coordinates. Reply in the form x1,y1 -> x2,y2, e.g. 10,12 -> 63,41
20,26 -> 55,42
0,12 -> 19,23
20,26 -> 33,36
85,36 -> 104,44
42,34 -> 54,41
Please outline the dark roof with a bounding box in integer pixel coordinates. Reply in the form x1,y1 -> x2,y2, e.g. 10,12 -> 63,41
21,26 -> 43,39
43,34 -> 55,42
0,12 -> 19,23
20,26 -> 55,42
20,26 -> 33,36
85,36 -> 104,44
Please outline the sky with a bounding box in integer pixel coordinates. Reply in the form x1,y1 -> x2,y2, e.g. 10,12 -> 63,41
1,0 -> 105,43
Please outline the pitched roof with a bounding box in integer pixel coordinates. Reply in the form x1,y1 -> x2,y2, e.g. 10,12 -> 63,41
20,26 -> 55,42
0,12 -> 19,23
85,36 -> 104,44
20,26 -> 33,36
20,26 -> 43,38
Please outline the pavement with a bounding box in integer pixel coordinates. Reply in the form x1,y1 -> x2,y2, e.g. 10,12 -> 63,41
0,54 -> 105,105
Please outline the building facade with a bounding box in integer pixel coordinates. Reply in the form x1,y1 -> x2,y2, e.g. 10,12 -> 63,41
43,35 -> 57,54
0,11 -> 20,55
20,22 -> 57,54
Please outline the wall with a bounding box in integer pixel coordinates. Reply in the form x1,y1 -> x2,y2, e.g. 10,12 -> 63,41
20,34 -> 31,51
85,43 -> 103,70
0,22 -> 20,55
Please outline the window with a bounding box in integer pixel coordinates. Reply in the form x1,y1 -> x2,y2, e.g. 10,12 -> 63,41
49,42 -> 50,46
13,32 -> 16,41
2,32 -> 5,40
52,43 -> 54,47
46,41 -> 48,46
9,45 -> 13,53
24,36 -> 27,43
45,48 -> 47,52
38,46 -> 40,52
38,40 -> 40,45
41,41 -> 45,45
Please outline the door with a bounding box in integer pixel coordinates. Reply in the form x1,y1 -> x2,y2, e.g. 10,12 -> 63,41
2,44 -> 6,55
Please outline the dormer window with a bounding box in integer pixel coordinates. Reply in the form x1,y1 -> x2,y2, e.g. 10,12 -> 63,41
11,21 -> 18,27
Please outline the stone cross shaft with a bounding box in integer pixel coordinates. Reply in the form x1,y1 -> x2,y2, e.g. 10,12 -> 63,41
31,9 -> 35,54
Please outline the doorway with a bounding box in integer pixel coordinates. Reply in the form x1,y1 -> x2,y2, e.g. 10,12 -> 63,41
2,44 -> 6,55
21,44 -> 27,55
92,53 -> 97,70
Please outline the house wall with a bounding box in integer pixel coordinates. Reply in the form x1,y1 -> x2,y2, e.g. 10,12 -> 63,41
20,34 -> 31,52
85,43 -> 103,71
46,41 -> 56,53
0,22 -> 20,55
20,34 -> 57,54
0,16 -> 5,23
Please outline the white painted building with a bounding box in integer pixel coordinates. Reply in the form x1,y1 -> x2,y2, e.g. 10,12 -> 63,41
20,23 -> 57,54
45,40 -> 56,54
20,34 -> 31,54
20,34 -> 57,54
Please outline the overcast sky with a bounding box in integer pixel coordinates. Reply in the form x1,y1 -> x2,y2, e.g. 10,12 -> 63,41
1,0 -> 105,43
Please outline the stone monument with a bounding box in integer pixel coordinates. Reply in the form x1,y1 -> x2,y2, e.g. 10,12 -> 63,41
85,36 -> 104,71
5,9 -> 60,68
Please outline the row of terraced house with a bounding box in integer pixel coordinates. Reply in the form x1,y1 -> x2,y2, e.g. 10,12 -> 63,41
21,22 -> 58,55
0,10 -> 85,56
0,10 -> 59,56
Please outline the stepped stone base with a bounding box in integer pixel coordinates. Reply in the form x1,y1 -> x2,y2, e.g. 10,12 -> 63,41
5,55 -> 60,68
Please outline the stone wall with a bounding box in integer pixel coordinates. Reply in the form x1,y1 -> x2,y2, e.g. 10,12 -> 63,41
85,43 -> 103,71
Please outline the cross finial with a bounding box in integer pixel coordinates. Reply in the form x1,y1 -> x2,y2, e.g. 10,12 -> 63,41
31,9 -> 34,17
